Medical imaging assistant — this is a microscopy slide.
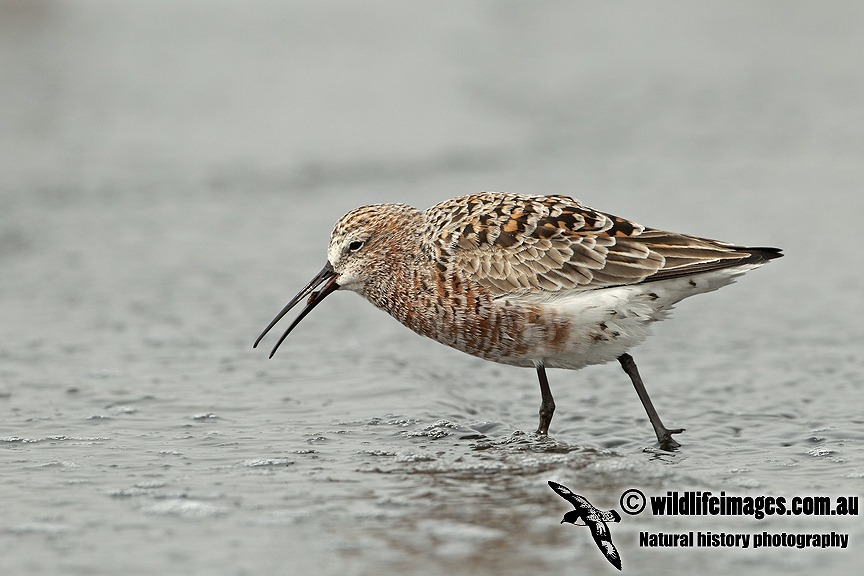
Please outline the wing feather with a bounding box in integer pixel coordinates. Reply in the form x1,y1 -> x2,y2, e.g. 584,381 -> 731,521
424,193 -> 780,297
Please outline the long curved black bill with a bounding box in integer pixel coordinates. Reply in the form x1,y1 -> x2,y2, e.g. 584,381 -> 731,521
253,262 -> 339,358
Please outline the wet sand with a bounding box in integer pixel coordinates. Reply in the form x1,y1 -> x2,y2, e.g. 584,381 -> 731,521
2,2 -> 863,574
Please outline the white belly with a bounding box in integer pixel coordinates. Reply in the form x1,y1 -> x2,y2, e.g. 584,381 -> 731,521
509,264 -> 760,370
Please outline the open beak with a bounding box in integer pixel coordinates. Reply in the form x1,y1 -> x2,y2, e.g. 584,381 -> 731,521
253,262 -> 340,358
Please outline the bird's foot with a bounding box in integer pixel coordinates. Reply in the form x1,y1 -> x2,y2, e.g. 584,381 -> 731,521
656,428 -> 685,451
536,406 -> 554,436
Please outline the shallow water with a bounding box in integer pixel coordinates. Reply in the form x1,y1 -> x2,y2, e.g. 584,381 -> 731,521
2,2 -> 863,575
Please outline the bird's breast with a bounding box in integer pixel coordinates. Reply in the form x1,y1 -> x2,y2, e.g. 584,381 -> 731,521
365,264 -> 582,367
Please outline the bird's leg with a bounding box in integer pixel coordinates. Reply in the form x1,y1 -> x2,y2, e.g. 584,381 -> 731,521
536,364 -> 555,435
617,353 -> 684,450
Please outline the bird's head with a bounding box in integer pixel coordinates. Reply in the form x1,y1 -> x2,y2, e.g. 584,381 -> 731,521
326,203 -> 419,294
561,510 -> 585,525
253,202 -> 422,357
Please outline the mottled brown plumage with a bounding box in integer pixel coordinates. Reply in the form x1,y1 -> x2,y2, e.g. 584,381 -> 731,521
255,192 -> 782,448
425,193 -> 771,295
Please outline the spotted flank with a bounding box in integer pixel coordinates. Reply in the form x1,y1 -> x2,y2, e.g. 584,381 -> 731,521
255,192 -> 782,449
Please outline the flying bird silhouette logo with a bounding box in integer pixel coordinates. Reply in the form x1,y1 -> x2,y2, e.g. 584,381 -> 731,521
549,481 -> 622,570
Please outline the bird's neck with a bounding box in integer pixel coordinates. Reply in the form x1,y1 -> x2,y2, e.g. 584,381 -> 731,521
361,233 -> 429,315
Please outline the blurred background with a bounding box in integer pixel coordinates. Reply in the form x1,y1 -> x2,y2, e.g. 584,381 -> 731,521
1,2 -> 862,575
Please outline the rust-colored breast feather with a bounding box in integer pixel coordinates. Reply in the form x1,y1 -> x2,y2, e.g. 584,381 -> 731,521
424,193 -> 769,296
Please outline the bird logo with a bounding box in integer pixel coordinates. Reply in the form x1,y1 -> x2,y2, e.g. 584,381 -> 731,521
549,481 -> 622,570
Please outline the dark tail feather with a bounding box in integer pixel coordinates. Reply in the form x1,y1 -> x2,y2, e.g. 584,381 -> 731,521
742,246 -> 784,264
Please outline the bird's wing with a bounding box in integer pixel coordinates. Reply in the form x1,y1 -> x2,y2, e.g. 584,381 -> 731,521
588,521 -> 623,571
547,481 -> 594,510
425,193 -> 778,297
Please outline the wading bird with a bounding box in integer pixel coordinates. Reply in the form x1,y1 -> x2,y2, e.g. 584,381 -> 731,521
255,192 -> 782,449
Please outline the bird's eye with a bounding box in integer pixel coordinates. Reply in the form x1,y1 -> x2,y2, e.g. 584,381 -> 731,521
348,240 -> 364,252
